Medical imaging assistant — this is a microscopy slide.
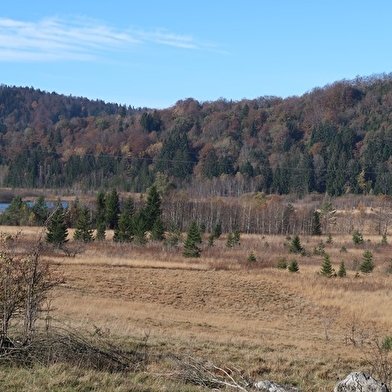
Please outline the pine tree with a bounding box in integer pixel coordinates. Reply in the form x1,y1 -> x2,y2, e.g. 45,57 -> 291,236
144,185 -> 162,232
212,222 -> 222,239
132,209 -> 147,245
150,217 -> 165,241
226,233 -> 234,248
247,252 -> 257,262
360,249 -> 374,274
207,233 -> 214,247
46,205 -> 69,248
73,206 -> 94,243
233,229 -> 241,245
96,221 -> 106,241
31,195 -> 49,226
182,221 -> 202,258
352,229 -> 364,244
312,210 -> 322,236
381,232 -> 388,246
338,261 -> 346,277
288,259 -> 299,272
289,235 -> 303,254
320,252 -> 333,277
105,189 -> 120,230
113,197 -> 135,243
0,196 -> 29,226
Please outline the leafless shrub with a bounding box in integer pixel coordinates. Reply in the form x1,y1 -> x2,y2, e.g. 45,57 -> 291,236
362,335 -> 392,387
170,355 -> 252,391
0,323 -> 149,373
0,230 -> 62,347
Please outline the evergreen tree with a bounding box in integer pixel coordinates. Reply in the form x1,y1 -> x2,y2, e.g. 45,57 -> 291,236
352,229 -> 364,244
381,232 -> 388,246
182,221 -> 202,258
212,222 -> 222,239
31,195 -> 49,226
46,205 -> 69,248
226,230 -> 240,247
289,235 -> 303,254
338,261 -> 346,277
144,185 -> 162,232
113,197 -> 135,243
288,259 -> 299,272
132,209 -> 147,245
226,233 -> 235,248
96,221 -> 106,241
233,229 -> 241,245
320,253 -> 333,277
105,189 -> 120,230
207,233 -> 214,247
360,249 -> 374,273
150,217 -> 165,241
73,206 -> 94,243
0,196 -> 29,226
247,252 -> 257,262
312,210 -> 322,236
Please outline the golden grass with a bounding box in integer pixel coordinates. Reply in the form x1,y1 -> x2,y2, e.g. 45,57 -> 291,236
3,227 -> 392,391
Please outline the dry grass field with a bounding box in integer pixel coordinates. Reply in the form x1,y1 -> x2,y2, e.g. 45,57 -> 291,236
1,226 -> 392,391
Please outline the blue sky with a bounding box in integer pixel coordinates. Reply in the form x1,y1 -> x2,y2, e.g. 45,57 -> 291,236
1,1 -> 391,109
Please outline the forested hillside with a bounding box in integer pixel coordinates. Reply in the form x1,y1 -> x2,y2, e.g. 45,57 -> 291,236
2,74 -> 392,197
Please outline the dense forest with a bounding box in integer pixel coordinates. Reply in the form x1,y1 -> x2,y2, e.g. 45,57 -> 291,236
2,74 -> 392,197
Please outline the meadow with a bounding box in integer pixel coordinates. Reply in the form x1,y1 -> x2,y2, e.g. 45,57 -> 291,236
1,225 -> 392,391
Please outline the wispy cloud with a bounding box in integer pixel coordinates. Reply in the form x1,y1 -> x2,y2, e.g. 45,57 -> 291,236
0,16 -> 212,62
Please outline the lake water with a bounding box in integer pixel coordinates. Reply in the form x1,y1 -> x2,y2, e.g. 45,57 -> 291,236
0,201 -> 69,212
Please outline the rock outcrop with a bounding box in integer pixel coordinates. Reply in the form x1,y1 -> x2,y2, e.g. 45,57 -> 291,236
254,380 -> 301,391
334,372 -> 389,392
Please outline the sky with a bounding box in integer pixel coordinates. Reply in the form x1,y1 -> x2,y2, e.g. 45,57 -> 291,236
1,1 -> 391,109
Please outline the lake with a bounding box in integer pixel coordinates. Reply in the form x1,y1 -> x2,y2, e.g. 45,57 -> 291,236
0,201 -> 69,212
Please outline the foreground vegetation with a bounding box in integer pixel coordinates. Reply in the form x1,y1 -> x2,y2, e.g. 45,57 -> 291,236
1,221 -> 392,391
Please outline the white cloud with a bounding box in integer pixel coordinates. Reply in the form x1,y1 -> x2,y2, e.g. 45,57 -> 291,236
0,16 -> 208,62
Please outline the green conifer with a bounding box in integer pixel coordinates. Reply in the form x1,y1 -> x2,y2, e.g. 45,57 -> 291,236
182,221 -> 202,258
288,259 -> 299,272
105,189 -> 120,230
113,197 -> 135,243
338,261 -> 346,277
320,252 -> 333,277
360,249 -> 374,273
144,185 -> 162,232
312,210 -> 322,236
247,252 -> 257,262
289,235 -> 303,254
46,205 -> 69,248
73,206 -> 94,243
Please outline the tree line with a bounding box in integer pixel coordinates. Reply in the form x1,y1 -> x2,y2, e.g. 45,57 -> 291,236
3,75 -> 392,197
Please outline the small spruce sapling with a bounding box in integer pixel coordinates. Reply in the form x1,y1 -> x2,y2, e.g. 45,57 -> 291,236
289,235 -> 303,254
288,259 -> 299,272
352,229 -> 364,244
320,252 -> 333,277
247,252 -> 256,262
360,249 -> 374,274
338,261 -> 346,277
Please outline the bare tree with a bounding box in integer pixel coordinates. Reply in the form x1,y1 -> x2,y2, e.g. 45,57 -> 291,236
0,230 -> 60,347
